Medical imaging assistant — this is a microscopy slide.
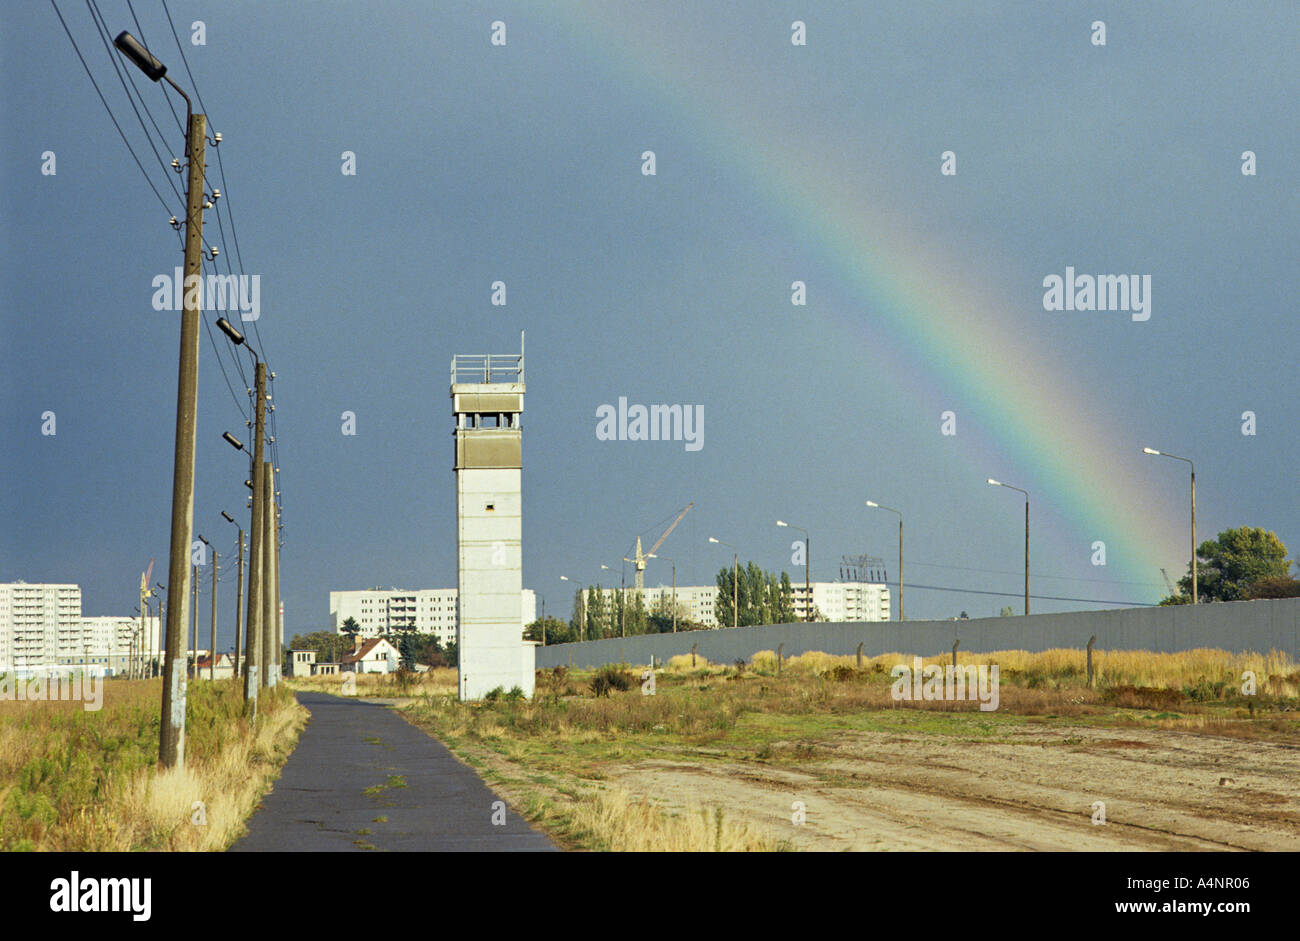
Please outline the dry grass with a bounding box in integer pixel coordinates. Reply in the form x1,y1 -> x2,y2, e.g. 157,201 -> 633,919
0,677 -> 305,851
401,644 -> 1300,851
286,668 -> 458,697
567,786 -> 789,851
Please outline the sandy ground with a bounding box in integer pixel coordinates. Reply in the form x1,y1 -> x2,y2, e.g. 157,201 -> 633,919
610,723 -> 1300,851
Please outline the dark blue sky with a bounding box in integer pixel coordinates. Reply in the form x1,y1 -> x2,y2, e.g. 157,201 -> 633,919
3,2 -> 1296,647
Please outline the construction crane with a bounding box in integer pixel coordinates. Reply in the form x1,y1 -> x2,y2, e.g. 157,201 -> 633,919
628,503 -> 693,590
1160,567 -> 1176,596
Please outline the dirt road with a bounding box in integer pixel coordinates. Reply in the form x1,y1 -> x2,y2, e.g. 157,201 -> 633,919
611,723 -> 1300,851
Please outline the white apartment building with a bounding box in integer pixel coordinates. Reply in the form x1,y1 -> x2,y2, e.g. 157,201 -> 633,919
584,580 -> 889,627
329,588 -> 537,647
1,582 -> 166,676
0,582 -> 81,675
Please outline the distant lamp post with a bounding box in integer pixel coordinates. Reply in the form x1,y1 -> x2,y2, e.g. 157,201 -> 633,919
1143,448 -> 1197,604
708,537 -> 739,628
987,479 -> 1029,615
865,501 -> 903,621
776,520 -> 811,622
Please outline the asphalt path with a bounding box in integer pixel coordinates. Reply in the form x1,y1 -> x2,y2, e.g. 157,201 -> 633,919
231,691 -> 556,852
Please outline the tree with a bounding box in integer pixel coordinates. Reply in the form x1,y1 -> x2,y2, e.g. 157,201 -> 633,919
1245,573 -> 1300,599
524,616 -> 575,645
288,630 -> 349,663
717,562 -> 799,626
999,606 -> 1015,617
585,586 -> 608,640
1168,527 -> 1292,602
341,616 -> 360,649
776,573 -> 797,623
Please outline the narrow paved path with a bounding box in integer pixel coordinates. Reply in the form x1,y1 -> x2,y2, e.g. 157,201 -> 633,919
231,691 -> 555,851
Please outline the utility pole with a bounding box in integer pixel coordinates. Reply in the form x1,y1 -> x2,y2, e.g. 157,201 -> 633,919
210,547 -> 218,680
155,103 -> 205,768
191,564 -> 199,678
1024,498 -> 1030,616
271,499 -> 279,686
234,528 -> 244,676
244,362 -> 266,709
262,462 -> 276,688
1189,466 -> 1197,605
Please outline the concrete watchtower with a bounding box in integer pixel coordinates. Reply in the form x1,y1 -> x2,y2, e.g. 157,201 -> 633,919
451,333 -> 534,700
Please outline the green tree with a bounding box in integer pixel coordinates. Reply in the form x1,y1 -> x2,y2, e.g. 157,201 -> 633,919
524,616 -> 575,645
999,606 -> 1015,617
1169,527 -> 1292,602
717,562 -> 798,626
340,616 -> 360,649
776,572 -> 797,622
288,630 -> 349,663
584,586 -> 608,640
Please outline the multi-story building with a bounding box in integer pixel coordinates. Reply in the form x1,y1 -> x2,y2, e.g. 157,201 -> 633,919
329,588 -> 537,648
0,582 -> 82,675
581,580 -> 889,628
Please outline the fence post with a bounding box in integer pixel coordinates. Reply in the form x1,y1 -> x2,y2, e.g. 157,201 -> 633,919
856,642 -> 863,669
777,642 -> 784,676
691,643 -> 697,668
1086,635 -> 1096,689
952,639 -> 960,669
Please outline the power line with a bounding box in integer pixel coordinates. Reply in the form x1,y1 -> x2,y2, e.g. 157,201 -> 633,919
128,0 -> 184,136
904,559 -> 1164,589
85,0 -> 185,206
160,0 -> 267,363
50,0 -> 177,219
895,581 -> 1156,607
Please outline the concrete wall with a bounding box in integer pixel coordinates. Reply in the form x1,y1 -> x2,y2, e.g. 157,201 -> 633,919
535,597 -> 1300,670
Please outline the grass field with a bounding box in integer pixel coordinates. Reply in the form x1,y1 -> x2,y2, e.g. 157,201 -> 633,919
0,677 -> 306,851
379,647 -> 1300,851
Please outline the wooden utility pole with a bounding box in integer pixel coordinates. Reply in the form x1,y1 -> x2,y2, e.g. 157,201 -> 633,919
262,462 -> 276,688
191,564 -> 199,679
159,109 -> 205,769
233,529 -> 244,677
209,548 -> 218,681
274,497 -> 283,683
243,362 -> 266,709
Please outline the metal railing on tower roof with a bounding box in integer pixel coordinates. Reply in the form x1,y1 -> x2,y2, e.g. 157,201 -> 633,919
450,352 -> 524,385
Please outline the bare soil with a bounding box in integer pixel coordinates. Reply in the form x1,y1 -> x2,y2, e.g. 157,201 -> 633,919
610,723 -> 1300,851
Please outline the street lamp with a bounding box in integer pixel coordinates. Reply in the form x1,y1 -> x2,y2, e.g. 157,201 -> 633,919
648,553 -> 678,632
987,479 -> 1029,614
709,537 -> 739,628
221,510 -> 244,677
776,520 -> 811,622
1143,448 -> 1197,604
865,501 -> 903,621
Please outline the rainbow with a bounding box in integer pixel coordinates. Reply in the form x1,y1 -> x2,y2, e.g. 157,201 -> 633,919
545,7 -> 1184,599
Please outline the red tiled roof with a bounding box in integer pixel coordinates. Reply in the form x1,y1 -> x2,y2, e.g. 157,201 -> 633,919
340,638 -> 386,664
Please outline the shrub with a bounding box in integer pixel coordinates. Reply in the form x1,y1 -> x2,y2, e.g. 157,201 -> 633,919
505,686 -> 525,702
484,686 -> 504,703
593,664 -> 633,693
